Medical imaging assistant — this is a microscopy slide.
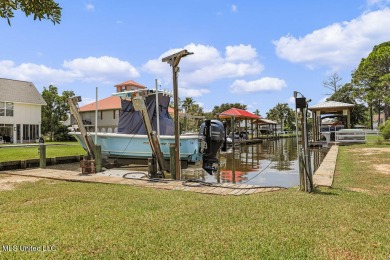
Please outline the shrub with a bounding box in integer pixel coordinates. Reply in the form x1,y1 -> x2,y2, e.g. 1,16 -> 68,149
54,125 -> 76,141
380,119 -> 390,140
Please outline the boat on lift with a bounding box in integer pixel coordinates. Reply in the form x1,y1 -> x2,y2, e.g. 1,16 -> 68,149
69,89 -> 225,167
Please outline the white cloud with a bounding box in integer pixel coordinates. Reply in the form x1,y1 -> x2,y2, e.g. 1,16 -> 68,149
229,77 -> 287,93
273,8 -> 390,69
179,88 -> 210,98
63,56 -> 139,82
0,60 -> 75,84
86,4 -> 94,11
225,44 -> 257,61
288,96 -> 295,105
143,43 -> 263,97
367,0 -> 390,6
231,5 -> 237,13
0,56 -> 139,85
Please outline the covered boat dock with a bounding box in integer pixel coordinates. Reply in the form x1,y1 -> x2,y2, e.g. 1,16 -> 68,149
218,108 -> 278,144
309,101 -> 354,142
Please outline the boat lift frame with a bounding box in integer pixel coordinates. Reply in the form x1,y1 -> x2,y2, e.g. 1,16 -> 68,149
67,96 -> 96,159
131,92 -> 166,177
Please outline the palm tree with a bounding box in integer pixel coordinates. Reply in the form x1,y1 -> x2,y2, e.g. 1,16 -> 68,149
182,97 -> 194,113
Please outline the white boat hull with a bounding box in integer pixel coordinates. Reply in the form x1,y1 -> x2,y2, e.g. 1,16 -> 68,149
70,132 -> 202,162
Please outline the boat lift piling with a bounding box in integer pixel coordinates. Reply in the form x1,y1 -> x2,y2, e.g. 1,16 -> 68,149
68,96 -> 101,173
68,96 -> 96,159
132,93 -> 166,178
162,49 -> 194,180
294,91 -> 313,192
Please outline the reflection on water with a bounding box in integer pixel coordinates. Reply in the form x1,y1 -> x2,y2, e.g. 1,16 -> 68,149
201,138 -> 328,188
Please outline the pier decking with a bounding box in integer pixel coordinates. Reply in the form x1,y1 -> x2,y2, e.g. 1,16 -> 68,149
313,145 -> 338,187
2,168 -> 284,196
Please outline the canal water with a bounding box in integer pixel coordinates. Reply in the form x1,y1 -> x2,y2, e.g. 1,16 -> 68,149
199,138 -> 329,188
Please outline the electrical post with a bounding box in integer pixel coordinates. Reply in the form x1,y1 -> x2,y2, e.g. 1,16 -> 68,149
294,91 -> 313,192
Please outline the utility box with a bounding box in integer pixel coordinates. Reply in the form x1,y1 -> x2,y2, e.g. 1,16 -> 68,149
295,97 -> 306,109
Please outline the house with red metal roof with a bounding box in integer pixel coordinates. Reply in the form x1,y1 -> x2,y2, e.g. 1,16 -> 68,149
77,80 -> 146,133
75,80 -> 192,133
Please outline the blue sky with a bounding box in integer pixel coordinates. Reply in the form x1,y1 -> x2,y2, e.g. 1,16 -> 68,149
1,0 -> 390,116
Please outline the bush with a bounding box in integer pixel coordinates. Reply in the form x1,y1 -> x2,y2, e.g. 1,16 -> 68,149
380,119 -> 390,140
54,125 -> 76,141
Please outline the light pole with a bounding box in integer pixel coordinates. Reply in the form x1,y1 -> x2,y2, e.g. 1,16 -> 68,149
294,91 -> 313,192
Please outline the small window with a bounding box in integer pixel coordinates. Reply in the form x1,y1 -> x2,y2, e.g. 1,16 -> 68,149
0,102 -> 4,116
0,102 -> 13,117
100,111 -> 103,120
6,102 -> 13,117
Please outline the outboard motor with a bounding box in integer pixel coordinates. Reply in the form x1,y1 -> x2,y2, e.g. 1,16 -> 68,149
199,120 -> 225,174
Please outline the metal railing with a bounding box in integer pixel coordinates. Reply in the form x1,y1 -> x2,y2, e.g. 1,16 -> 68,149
335,129 -> 366,143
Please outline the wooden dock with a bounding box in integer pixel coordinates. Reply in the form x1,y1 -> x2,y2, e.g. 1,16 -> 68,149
2,168 -> 284,196
313,145 -> 338,187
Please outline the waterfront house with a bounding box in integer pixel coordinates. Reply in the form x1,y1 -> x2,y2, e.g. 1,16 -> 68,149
0,78 -> 46,144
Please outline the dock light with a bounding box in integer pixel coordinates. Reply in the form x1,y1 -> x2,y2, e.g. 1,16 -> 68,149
70,96 -> 82,102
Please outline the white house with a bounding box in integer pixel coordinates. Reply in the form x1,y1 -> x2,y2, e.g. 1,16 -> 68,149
0,78 -> 46,144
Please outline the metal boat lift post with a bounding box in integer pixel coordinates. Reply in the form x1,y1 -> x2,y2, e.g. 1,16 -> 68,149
162,50 -> 193,180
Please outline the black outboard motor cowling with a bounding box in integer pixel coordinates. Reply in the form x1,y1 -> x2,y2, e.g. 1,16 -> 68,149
199,120 -> 225,174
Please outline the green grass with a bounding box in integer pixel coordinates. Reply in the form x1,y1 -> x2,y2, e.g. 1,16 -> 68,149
0,143 -> 389,259
0,142 -> 86,162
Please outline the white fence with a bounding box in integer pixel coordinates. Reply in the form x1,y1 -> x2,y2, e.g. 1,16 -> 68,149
335,129 -> 366,143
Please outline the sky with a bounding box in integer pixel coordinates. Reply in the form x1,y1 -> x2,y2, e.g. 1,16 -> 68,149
1,0 -> 390,116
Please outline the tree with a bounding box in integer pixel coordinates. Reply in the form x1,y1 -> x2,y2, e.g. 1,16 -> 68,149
0,0 -> 61,25
352,41 -> 390,127
327,83 -> 368,127
181,97 -> 195,113
181,98 -> 204,132
253,109 -> 261,116
41,86 -> 74,141
211,103 -> 247,117
266,103 -> 295,131
323,72 -> 343,95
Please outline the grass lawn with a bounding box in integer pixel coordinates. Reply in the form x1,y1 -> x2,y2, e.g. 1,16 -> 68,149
0,142 -> 389,259
0,142 -> 86,162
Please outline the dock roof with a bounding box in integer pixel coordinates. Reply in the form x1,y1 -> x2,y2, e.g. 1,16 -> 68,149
309,101 -> 354,111
219,108 -> 260,120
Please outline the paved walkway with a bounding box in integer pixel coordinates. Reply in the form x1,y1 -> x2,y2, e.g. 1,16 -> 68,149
313,145 -> 339,187
2,168 -> 283,196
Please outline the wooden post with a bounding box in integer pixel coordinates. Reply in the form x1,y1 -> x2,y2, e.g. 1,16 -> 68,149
162,50 -> 193,181
39,144 -> 46,168
148,158 -> 157,178
231,116 -> 235,153
94,145 -> 102,172
170,144 -> 176,180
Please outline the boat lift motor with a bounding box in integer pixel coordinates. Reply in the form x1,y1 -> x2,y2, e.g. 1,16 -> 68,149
199,120 -> 225,174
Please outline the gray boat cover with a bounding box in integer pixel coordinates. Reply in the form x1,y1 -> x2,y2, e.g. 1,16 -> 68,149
117,94 -> 174,135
